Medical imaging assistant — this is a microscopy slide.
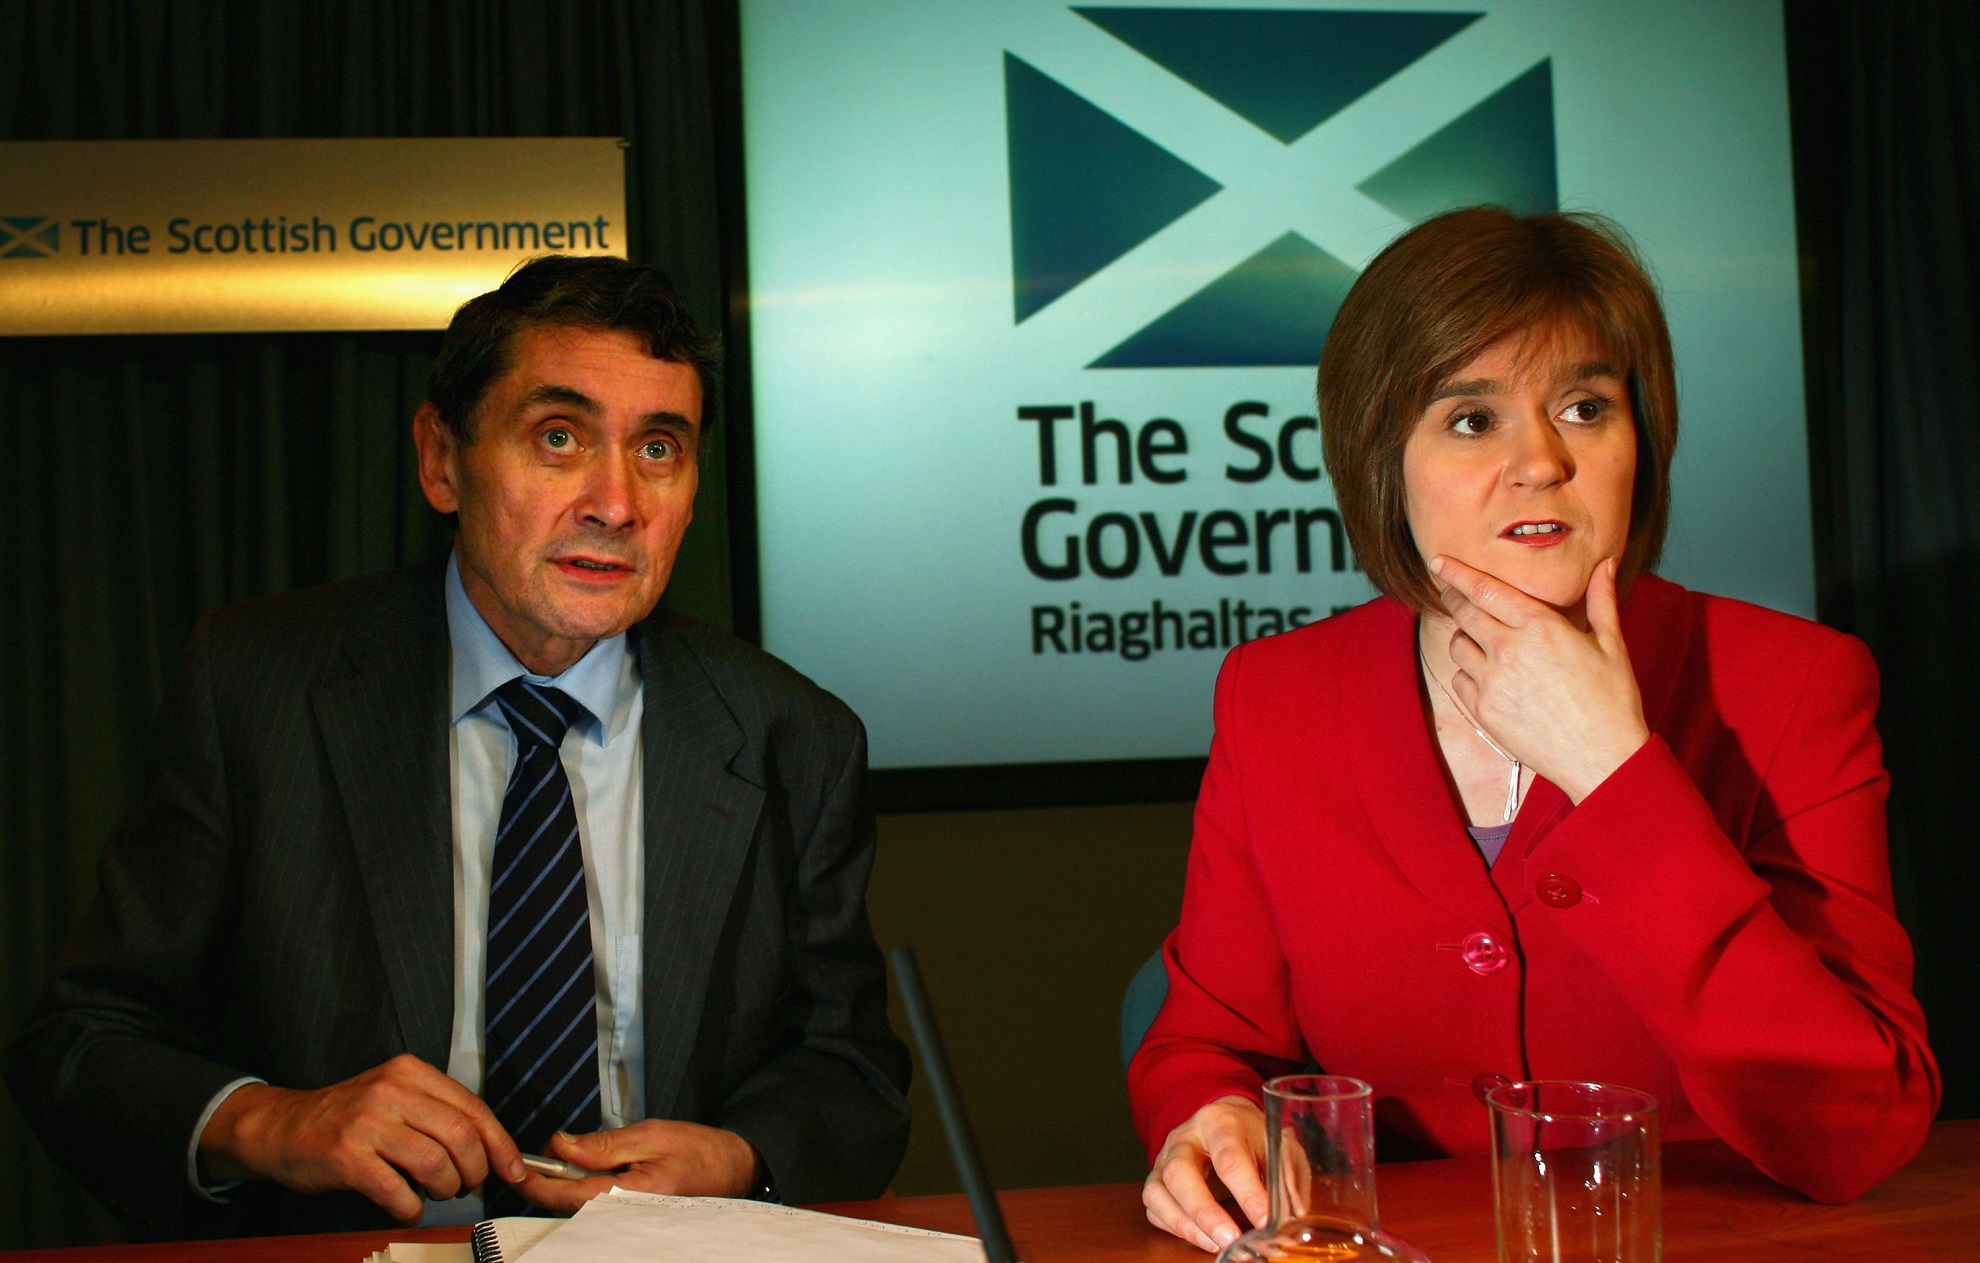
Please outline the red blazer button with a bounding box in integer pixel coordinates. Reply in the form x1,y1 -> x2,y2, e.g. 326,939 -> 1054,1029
1460,930 -> 1508,974
1471,1072 -> 1512,1104
1537,874 -> 1583,908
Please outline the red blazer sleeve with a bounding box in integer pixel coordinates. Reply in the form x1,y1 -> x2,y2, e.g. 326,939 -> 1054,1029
1518,632 -> 1939,1202
1128,642 -> 1303,1156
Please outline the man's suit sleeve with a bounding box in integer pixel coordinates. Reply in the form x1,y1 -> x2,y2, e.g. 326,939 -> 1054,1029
711,710 -> 911,1203
4,615 -> 258,1236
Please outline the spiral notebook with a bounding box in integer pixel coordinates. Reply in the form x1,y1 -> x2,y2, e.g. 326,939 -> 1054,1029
360,1215 -> 560,1263
365,1193 -> 978,1263
468,1216 -> 565,1263
481,1189 -> 976,1263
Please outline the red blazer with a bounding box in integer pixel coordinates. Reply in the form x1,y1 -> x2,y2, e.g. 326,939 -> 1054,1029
1129,575 -> 1939,1203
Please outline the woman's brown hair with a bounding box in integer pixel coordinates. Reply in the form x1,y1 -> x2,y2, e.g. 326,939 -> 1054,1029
1317,207 -> 1677,613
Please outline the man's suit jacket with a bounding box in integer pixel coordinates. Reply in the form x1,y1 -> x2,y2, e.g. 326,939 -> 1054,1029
5,561 -> 910,1238
1130,575 -> 1939,1204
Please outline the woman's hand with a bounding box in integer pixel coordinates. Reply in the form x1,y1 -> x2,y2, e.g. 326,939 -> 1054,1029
1430,554 -> 1650,803
1142,1095 -> 1268,1253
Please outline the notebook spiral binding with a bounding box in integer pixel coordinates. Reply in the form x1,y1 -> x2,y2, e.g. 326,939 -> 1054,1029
468,1219 -> 504,1263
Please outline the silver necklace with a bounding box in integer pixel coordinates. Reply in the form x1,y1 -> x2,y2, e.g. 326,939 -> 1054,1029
1419,642 -> 1523,823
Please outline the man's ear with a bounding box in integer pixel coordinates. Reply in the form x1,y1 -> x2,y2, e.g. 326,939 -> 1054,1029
412,403 -> 462,515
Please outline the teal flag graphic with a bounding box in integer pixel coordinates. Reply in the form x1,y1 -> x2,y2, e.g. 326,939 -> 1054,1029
1005,53 -> 1222,323
1359,60 -> 1558,220
1075,6 -> 1481,143
0,216 -> 59,257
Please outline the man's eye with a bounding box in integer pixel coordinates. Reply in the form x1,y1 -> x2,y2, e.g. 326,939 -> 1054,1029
543,427 -> 574,449
639,439 -> 677,461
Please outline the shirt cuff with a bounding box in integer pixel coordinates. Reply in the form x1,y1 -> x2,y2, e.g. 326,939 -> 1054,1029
185,1076 -> 264,1202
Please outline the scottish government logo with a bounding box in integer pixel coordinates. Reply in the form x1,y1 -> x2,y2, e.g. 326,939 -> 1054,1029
1,216 -> 59,258
1006,7 -> 1557,368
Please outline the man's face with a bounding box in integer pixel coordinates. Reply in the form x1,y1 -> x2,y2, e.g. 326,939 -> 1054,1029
415,323 -> 701,675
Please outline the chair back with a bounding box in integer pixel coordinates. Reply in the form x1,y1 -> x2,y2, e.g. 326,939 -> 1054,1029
1119,949 -> 1170,1070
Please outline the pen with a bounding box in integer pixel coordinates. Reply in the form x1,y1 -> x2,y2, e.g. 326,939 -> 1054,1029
520,1153 -> 599,1180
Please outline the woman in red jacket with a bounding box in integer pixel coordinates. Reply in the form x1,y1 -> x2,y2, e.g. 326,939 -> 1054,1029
1131,207 -> 1940,1253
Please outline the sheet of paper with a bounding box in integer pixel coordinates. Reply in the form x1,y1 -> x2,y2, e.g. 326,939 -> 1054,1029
518,1187 -> 983,1263
365,1246 -> 469,1263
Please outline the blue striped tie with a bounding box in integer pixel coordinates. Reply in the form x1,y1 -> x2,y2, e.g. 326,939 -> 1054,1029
485,680 -> 601,1188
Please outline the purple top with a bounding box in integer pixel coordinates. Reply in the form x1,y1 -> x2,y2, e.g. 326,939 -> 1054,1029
1466,821 -> 1514,868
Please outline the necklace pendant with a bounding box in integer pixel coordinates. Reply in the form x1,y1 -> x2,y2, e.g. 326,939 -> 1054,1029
1502,760 -> 1522,824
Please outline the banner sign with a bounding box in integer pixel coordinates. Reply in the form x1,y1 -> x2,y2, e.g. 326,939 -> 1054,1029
0,138 -> 625,334
742,0 -> 1811,771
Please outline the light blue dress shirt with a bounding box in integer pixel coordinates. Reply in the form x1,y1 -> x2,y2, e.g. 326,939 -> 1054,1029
441,551 -> 647,1129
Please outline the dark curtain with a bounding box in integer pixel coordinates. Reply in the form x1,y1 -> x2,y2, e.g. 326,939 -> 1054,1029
1788,0 -> 1980,1117
0,1 -> 727,1247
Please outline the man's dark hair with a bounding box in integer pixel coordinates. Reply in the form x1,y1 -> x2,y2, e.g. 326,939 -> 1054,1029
426,254 -> 718,443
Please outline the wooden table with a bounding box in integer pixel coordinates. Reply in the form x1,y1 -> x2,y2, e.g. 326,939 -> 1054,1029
820,1119 -> 1980,1261
4,1119 -> 1973,1261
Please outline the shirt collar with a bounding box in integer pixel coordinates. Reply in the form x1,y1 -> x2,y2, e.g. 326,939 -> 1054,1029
444,551 -> 639,744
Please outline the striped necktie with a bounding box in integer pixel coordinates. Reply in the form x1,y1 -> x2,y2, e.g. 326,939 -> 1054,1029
485,680 -> 602,1184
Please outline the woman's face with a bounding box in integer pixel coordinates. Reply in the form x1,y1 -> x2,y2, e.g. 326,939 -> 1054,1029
1402,325 -> 1637,618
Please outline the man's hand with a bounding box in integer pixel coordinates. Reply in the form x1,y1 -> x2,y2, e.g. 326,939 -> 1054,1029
517,1120 -> 759,1214
199,1054 -> 526,1224
1431,554 -> 1650,803
1142,1095 -> 1268,1253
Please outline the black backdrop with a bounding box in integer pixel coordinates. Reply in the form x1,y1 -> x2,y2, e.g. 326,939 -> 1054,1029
1786,0 -> 1980,1135
0,0 -> 1974,1249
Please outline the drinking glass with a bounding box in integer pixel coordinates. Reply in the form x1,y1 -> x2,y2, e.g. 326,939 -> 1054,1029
1216,1075 -> 1429,1263
1486,1081 -> 1660,1263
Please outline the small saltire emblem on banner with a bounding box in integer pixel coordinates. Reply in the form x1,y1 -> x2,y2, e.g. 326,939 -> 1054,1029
0,217 -> 60,257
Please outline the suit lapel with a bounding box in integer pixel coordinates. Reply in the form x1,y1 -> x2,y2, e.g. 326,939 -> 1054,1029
312,567 -> 457,1068
1345,599 -> 1516,937
632,616 -> 768,1116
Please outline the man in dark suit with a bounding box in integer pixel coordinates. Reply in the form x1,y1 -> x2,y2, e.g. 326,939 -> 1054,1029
4,256 -> 910,1238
